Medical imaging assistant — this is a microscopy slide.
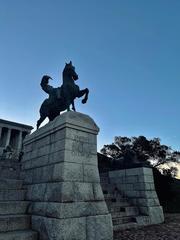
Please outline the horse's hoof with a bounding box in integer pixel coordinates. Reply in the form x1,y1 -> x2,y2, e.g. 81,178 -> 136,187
82,99 -> 87,104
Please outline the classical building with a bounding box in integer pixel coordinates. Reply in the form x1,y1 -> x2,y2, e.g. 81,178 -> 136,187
0,119 -> 33,159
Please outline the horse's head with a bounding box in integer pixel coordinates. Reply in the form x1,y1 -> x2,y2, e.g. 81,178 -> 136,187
63,61 -> 79,81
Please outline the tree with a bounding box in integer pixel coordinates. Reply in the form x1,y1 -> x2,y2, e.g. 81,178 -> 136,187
162,167 -> 178,178
100,136 -> 180,176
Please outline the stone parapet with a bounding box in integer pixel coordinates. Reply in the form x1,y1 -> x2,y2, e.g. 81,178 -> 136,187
109,167 -> 164,226
22,112 -> 113,240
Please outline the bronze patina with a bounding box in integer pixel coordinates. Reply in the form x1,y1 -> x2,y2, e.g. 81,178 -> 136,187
37,61 -> 89,128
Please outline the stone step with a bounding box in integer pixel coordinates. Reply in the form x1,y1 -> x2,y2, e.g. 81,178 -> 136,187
0,159 -> 20,166
104,193 -> 123,201
0,169 -> 20,179
112,216 -> 136,225
100,176 -> 109,183
108,204 -> 131,213
111,210 -> 139,219
0,215 -> 31,232
101,182 -> 117,192
135,215 -> 151,226
0,179 -> 23,189
111,206 -> 139,218
0,230 -> 38,240
0,201 -> 30,215
113,222 -> 138,231
0,190 -> 26,201
106,200 -> 131,208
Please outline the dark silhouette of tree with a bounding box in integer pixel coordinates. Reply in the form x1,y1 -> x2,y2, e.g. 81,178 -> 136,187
153,168 -> 175,208
101,136 -> 180,176
162,167 -> 178,178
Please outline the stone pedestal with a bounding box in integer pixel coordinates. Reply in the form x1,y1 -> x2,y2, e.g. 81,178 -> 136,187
109,167 -> 164,226
22,112 -> 113,240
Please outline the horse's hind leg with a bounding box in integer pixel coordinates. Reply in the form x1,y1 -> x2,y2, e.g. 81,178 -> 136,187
36,115 -> 46,129
48,110 -> 60,121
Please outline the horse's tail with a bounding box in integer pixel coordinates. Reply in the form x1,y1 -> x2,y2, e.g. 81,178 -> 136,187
41,75 -> 53,94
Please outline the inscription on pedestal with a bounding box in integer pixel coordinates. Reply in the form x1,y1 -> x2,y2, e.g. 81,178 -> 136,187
72,135 -> 93,158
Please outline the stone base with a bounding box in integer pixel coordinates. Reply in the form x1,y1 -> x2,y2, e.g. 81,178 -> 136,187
32,214 -> 113,240
109,167 -> 164,226
22,112 -> 113,240
139,206 -> 164,225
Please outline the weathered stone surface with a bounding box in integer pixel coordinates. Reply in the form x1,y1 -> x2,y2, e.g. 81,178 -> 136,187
53,162 -> 84,182
0,215 -> 30,232
22,150 -> 98,171
134,182 -> 155,191
23,112 -> 113,239
24,162 -> 84,184
26,182 -> 103,202
139,190 -> 158,198
0,169 -> 20,179
86,214 -> 113,240
64,150 -> 98,166
32,214 -> 113,240
0,230 -> 38,240
30,201 -> 108,218
138,175 -> 153,183
92,183 -> 105,200
0,189 -> 26,201
134,215 -> 151,226
24,112 -> 99,146
83,164 -> 100,182
109,167 -> 164,226
0,156 -> 37,238
135,198 -> 160,207
139,206 -> 164,224
0,201 -> 30,215
32,215 -> 86,240
0,178 -> 23,189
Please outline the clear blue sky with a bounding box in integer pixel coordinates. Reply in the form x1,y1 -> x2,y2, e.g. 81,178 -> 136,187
0,0 -> 180,151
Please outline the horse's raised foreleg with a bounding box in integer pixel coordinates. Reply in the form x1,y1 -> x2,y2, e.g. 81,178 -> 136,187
77,88 -> 89,104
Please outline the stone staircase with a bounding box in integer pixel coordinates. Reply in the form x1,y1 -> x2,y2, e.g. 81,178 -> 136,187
100,172 -> 140,232
0,158 -> 38,240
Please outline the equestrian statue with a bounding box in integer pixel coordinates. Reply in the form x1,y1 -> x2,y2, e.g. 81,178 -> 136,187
37,61 -> 89,129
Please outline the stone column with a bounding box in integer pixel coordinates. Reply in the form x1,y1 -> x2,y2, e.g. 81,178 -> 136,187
0,127 -> 2,140
5,128 -> 11,147
17,131 -> 23,151
22,112 -> 113,240
0,127 -> 3,154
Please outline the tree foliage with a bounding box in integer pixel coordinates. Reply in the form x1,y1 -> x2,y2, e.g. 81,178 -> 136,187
101,136 -> 180,176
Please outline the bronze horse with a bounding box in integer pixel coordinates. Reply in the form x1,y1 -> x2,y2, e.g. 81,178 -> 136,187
37,61 -> 89,129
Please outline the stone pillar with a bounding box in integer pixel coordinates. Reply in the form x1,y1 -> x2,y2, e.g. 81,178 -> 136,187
5,128 -> 11,147
22,112 -> 113,240
109,167 -> 164,226
17,131 -> 23,151
0,127 -> 3,155
0,127 -> 2,140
